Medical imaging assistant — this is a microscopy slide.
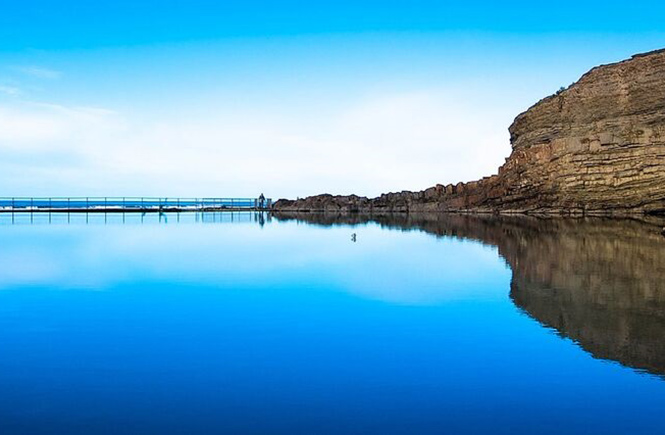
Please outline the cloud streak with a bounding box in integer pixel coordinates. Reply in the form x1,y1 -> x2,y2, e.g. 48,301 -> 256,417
12,66 -> 62,79
0,85 -> 21,95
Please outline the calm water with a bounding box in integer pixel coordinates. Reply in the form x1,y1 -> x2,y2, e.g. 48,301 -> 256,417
1,211 -> 664,434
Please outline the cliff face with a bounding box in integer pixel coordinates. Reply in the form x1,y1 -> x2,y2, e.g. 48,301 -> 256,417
273,212 -> 665,376
275,49 -> 665,215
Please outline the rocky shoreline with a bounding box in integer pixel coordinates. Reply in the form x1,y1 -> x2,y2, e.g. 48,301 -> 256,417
274,49 -> 665,216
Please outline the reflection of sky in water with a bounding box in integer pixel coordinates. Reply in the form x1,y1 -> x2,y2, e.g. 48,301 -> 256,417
0,213 -> 664,434
0,213 -> 508,304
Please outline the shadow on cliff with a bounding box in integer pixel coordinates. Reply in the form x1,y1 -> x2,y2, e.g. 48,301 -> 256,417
273,211 -> 665,377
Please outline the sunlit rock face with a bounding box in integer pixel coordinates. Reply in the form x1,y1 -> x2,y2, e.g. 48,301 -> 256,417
275,49 -> 665,215
273,212 -> 665,376
489,49 -> 665,214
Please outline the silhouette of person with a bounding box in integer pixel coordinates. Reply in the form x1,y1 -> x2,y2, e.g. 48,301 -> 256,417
259,193 -> 265,209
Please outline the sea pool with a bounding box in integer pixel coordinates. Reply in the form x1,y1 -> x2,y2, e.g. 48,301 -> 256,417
0,212 -> 664,434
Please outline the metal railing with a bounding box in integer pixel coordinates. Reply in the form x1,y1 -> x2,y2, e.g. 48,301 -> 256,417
0,210 -> 272,226
0,197 -> 273,212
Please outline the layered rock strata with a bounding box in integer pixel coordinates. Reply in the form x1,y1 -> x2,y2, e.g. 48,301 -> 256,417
275,49 -> 665,215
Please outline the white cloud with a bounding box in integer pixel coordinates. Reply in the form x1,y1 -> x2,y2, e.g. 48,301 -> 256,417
0,88 -> 514,198
0,103 -> 124,148
0,85 -> 21,96
13,66 -> 62,79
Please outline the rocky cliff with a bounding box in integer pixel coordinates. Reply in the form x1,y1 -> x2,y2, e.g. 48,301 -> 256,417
275,49 -> 665,215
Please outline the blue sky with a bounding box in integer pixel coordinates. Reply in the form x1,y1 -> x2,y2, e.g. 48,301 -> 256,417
1,1 -> 664,197
3,1 -> 665,49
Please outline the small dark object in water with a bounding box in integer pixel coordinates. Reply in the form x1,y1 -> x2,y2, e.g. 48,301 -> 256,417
351,233 -> 357,242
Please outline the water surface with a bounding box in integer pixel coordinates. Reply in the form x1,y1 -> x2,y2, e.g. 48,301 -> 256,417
0,211 -> 664,434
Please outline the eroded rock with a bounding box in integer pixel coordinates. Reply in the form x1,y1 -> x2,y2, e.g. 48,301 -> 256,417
274,49 -> 665,216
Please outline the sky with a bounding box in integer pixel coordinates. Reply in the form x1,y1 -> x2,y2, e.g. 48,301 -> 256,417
1,1 -> 664,199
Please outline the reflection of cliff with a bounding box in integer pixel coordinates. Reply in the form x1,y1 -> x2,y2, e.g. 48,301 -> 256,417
506,220 -> 665,376
274,212 -> 665,376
